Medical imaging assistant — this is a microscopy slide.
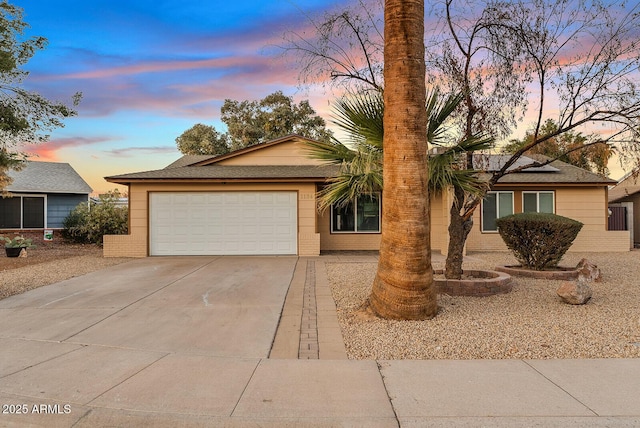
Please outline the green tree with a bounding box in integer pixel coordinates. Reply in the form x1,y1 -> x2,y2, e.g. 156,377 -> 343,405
0,1 -> 81,190
176,91 -> 332,155
175,123 -> 230,156
221,91 -> 332,150
502,119 -> 615,176
62,190 -> 128,244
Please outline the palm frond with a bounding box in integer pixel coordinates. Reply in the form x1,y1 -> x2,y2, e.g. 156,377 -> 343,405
429,133 -> 494,196
440,134 -> 494,157
316,88 -> 494,212
429,156 -> 489,196
304,139 -> 356,165
331,91 -> 384,149
317,147 -> 383,211
427,90 -> 464,146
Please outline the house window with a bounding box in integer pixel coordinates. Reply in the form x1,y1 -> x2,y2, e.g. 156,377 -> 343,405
482,191 -> 513,232
0,195 -> 46,229
331,194 -> 380,233
523,191 -> 554,213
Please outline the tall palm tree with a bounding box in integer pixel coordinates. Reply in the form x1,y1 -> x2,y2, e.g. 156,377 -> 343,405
365,0 -> 432,319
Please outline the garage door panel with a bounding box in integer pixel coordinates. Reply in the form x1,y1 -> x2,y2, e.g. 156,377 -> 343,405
150,192 -> 297,256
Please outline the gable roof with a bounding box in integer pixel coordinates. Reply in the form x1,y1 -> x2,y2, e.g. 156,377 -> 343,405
6,161 -> 92,194
190,134 -> 318,166
608,170 -> 640,202
106,134 -> 332,184
165,155 -> 217,169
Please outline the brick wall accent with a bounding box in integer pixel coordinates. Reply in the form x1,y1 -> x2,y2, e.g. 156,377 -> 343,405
299,233 -> 320,256
103,234 -> 147,257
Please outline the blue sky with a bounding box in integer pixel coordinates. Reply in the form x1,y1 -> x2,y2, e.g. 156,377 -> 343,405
20,0 -> 345,193
17,0 -> 637,193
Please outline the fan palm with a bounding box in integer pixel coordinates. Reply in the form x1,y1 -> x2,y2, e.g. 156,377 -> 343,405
306,89 -> 493,280
306,90 -> 492,211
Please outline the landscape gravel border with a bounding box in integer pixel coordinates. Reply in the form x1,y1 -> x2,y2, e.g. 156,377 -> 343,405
0,246 -> 129,300
327,251 -> 640,360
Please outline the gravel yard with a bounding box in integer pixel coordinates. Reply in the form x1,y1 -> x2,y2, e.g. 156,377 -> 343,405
0,239 -> 129,300
327,251 -> 640,360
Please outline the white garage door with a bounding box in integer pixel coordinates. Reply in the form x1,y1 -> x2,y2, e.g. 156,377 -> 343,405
149,192 -> 297,256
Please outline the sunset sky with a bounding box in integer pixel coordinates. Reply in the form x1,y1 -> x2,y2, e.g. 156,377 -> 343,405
18,0 -> 635,193
20,0 -> 345,193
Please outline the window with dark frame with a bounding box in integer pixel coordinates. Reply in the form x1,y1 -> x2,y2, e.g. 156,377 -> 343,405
331,194 -> 380,233
481,191 -> 514,232
523,191 -> 555,214
0,195 -> 45,229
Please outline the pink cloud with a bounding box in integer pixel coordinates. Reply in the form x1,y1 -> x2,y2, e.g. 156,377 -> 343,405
60,56 -> 268,80
24,136 -> 119,161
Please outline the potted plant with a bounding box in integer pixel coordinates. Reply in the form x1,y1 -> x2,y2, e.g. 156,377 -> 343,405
0,235 -> 36,257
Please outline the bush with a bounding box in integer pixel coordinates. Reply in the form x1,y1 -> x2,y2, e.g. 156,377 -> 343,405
62,190 -> 128,244
496,212 -> 583,270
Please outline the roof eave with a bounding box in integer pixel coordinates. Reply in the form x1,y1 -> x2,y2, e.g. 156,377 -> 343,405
5,188 -> 92,194
105,177 -> 330,185
493,181 -> 614,187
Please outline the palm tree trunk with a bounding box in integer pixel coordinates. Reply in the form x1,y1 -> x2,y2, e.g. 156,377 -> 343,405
367,0 -> 437,320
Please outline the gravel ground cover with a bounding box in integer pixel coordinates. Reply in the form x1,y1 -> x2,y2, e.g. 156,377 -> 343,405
0,238 -> 129,300
327,251 -> 640,359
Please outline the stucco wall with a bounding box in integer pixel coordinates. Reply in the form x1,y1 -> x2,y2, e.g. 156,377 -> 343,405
103,182 -> 319,257
466,186 -> 630,252
218,139 -> 325,166
317,192 -> 446,253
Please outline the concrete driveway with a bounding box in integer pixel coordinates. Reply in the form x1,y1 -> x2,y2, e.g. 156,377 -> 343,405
0,256 -> 297,358
0,256 -> 315,426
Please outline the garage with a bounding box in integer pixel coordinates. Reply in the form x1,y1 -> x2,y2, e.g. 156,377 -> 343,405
149,191 -> 297,256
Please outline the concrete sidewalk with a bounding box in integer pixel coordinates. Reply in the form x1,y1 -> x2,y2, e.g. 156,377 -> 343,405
0,254 -> 639,427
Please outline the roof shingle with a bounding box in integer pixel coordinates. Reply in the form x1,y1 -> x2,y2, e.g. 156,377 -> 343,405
106,164 -> 341,183
7,161 -> 92,194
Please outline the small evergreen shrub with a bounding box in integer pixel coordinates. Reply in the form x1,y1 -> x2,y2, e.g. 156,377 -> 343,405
496,212 -> 583,270
62,190 -> 128,244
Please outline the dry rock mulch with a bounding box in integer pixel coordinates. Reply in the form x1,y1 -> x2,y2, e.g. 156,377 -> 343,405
327,251 -> 640,360
0,240 -> 129,300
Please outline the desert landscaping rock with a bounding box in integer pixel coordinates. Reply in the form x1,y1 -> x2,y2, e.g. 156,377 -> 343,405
576,258 -> 602,282
327,251 -> 640,360
557,280 -> 593,305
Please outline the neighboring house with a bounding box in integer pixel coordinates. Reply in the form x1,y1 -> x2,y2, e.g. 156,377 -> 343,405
1,161 -> 92,230
103,135 -> 629,257
608,171 -> 640,248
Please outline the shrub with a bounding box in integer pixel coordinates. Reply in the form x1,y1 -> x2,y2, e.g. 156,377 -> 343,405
62,190 -> 128,244
496,212 -> 583,270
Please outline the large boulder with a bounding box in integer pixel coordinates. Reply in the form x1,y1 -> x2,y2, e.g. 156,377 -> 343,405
557,280 -> 592,305
576,258 -> 602,282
